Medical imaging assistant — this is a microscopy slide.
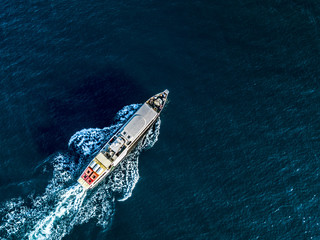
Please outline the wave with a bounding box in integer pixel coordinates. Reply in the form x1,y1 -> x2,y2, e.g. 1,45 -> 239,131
0,103 -> 161,240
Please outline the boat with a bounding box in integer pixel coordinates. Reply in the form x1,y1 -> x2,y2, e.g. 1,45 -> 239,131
77,89 -> 169,190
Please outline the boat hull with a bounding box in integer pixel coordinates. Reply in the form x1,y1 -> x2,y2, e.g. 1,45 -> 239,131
77,90 -> 169,190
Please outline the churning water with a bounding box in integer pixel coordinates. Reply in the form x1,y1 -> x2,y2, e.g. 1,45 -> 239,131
0,104 -> 161,240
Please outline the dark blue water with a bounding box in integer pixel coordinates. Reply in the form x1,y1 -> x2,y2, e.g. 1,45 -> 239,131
1,0 -> 320,239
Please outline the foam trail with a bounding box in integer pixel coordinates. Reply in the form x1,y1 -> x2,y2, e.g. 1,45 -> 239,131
27,185 -> 86,240
0,104 -> 161,240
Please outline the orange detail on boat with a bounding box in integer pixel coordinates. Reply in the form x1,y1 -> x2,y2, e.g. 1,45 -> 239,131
85,167 -> 93,176
86,177 -> 93,185
81,167 -> 94,181
90,172 -> 99,181
81,173 -> 89,180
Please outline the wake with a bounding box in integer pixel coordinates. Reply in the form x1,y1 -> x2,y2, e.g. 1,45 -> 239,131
28,185 -> 86,239
0,104 -> 161,240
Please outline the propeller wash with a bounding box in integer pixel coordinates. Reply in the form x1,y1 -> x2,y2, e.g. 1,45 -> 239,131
0,90 -> 169,240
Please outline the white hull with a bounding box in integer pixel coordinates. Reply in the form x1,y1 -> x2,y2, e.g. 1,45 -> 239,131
77,90 -> 169,190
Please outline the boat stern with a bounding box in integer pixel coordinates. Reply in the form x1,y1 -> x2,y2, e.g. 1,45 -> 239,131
77,177 -> 90,190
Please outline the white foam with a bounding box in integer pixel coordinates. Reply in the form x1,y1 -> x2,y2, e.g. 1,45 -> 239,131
0,104 -> 161,240
27,185 -> 86,240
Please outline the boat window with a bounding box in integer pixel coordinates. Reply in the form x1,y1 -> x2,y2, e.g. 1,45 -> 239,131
116,145 -> 126,157
105,152 -> 112,160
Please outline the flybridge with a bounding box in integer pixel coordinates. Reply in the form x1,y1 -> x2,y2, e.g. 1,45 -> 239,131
77,90 -> 169,190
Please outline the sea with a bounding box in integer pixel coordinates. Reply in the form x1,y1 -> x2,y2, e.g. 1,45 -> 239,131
1,0 -> 320,239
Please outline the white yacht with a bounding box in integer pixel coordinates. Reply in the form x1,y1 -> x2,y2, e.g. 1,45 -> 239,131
77,90 -> 169,190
